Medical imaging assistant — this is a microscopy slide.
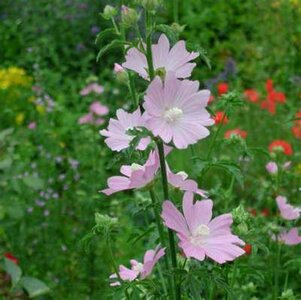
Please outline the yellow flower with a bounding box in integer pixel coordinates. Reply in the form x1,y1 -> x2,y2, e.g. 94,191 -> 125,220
36,105 -> 46,114
15,113 -> 25,125
0,67 -> 32,90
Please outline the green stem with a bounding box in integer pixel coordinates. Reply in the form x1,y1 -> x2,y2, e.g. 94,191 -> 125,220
157,140 -> 181,300
173,0 -> 179,23
111,17 -> 120,34
107,234 -> 130,300
145,10 -> 155,80
274,242 -> 281,300
128,72 -> 138,107
206,112 -> 227,160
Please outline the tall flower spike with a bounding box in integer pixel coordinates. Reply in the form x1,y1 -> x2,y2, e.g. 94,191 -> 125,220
100,108 -> 150,152
109,246 -> 165,286
161,192 -> 245,264
122,34 -> 199,80
143,72 -> 214,149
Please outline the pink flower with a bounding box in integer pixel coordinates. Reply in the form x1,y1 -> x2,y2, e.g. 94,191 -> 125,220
161,192 -> 245,263
28,122 -> 36,130
78,113 -> 94,124
114,63 -> 125,74
277,228 -> 301,245
276,196 -> 301,220
167,168 -> 208,197
265,161 -> 278,175
100,108 -> 150,152
89,101 -> 109,116
143,72 -> 214,149
102,149 -> 160,195
109,246 -> 165,286
122,34 -> 199,80
80,83 -> 104,96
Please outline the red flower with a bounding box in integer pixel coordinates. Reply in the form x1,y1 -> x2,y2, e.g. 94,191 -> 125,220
4,252 -> 19,264
261,80 -> 286,114
243,244 -> 252,255
268,140 -> 293,156
261,208 -> 270,217
224,128 -> 247,139
214,111 -> 228,125
244,89 -> 259,103
217,82 -> 228,96
295,111 -> 301,124
292,125 -> 301,139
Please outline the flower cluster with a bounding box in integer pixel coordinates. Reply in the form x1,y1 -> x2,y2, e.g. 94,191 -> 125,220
100,32 -> 245,285
0,67 -> 32,90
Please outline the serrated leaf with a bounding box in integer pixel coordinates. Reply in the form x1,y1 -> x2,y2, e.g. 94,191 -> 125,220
154,24 -> 178,44
95,28 -> 118,46
96,40 -> 125,62
21,277 -> 50,298
4,257 -> 22,286
23,176 -> 44,190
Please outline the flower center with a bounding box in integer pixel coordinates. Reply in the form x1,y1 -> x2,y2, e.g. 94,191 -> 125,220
132,262 -> 144,273
190,224 -> 210,246
164,107 -> 183,123
177,171 -> 188,180
131,163 -> 144,172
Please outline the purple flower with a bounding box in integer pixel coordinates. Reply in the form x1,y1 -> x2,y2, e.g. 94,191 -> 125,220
89,101 -> 109,116
80,83 -> 104,96
35,199 -> 45,207
277,228 -> 301,245
91,26 -> 100,35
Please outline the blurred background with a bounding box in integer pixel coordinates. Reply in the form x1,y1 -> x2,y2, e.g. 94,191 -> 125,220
0,0 -> 301,299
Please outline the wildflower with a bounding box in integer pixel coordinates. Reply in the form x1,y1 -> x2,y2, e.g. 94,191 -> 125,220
276,196 -> 301,220
28,122 -> 36,130
161,192 -> 245,263
244,89 -> 259,103
269,140 -> 293,156
4,252 -> 19,264
224,128 -> 247,139
143,72 -> 213,149
89,101 -> 109,116
292,125 -> 301,139
167,168 -> 208,197
100,108 -> 150,152
80,83 -> 104,96
261,208 -> 270,217
78,113 -> 94,125
277,228 -> 301,245
265,161 -> 278,174
214,111 -> 228,125
102,149 -> 161,195
123,34 -> 199,80
110,246 -> 165,286
283,161 -> 292,170
217,82 -> 228,96
243,244 -> 252,255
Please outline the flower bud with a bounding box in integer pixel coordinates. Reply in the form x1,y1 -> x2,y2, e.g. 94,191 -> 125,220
232,204 -> 249,223
114,63 -> 128,83
138,0 -> 162,11
171,22 -> 186,34
101,5 -> 117,20
95,213 -> 117,231
121,6 -> 139,27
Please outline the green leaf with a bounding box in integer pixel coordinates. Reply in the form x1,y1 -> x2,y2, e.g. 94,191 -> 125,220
95,28 -> 118,46
4,257 -> 22,286
154,24 -> 178,44
214,277 -> 237,300
187,43 -> 211,70
0,158 -> 12,170
21,277 -> 50,298
23,176 -> 44,190
96,40 -> 125,62
0,128 -> 14,142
